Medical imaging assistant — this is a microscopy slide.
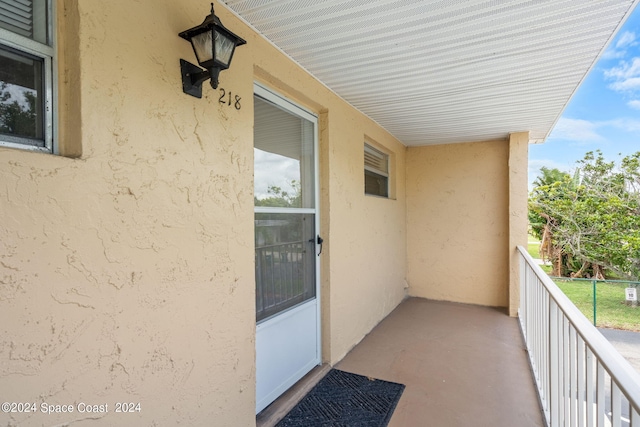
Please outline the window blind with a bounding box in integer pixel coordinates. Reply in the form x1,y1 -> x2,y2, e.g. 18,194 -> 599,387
364,144 -> 388,176
0,0 -> 33,39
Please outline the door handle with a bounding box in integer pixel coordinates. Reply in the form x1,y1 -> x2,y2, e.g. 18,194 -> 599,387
309,235 -> 324,256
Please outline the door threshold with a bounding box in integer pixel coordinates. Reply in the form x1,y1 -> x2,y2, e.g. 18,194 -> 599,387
256,363 -> 331,427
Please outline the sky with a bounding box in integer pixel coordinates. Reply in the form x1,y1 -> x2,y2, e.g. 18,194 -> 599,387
529,6 -> 640,189
254,148 -> 300,200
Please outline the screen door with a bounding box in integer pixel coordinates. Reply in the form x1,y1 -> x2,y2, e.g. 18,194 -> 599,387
254,83 -> 320,413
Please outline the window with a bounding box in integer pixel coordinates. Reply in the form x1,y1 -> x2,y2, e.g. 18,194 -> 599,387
0,0 -> 54,152
364,143 -> 389,197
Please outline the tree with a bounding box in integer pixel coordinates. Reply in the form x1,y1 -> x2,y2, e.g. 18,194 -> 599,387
254,180 -> 301,208
528,167 -> 572,240
529,151 -> 640,280
0,82 -> 37,138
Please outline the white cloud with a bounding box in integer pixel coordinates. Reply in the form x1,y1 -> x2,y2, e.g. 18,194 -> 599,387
606,117 -> 640,132
604,57 -> 640,79
548,117 -> 640,144
609,76 -> 640,91
616,31 -> 636,49
627,100 -> 640,109
602,31 -> 637,59
254,148 -> 300,199
550,118 -> 605,143
602,49 -> 625,60
604,57 -> 640,93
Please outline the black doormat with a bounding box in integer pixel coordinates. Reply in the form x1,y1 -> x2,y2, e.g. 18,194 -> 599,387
275,369 -> 405,427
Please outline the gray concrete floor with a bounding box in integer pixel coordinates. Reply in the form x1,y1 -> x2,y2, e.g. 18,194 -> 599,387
598,327 -> 640,375
335,298 -> 545,427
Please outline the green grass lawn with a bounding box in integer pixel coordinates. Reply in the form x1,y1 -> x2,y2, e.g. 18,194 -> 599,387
527,242 -> 541,259
526,237 -> 553,274
527,232 -> 541,259
555,279 -> 640,331
526,226 -> 637,330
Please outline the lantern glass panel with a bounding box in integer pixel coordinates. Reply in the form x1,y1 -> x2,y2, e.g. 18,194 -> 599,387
214,29 -> 235,67
191,31 -> 213,64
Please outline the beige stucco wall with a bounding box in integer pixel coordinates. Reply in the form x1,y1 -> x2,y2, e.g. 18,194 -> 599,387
0,1 -> 407,425
321,125 -> 407,364
406,140 -> 510,307
508,132 -> 530,316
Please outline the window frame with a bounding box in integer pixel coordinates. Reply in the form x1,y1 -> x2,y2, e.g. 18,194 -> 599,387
364,142 -> 390,198
0,0 -> 56,153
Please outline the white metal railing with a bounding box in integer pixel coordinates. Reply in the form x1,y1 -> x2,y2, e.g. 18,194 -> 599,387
517,246 -> 640,427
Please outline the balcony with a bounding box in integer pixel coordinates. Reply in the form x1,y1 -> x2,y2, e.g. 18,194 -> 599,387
336,297 -> 545,426
262,248 -> 640,427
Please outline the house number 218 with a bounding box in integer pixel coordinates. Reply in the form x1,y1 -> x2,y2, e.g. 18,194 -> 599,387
219,88 -> 241,110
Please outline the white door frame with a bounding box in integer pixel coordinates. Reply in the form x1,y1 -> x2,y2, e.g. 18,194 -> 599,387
254,82 -> 321,413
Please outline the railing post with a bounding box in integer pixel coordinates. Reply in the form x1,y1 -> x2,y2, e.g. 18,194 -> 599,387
577,336 -> 585,426
597,362 -> 605,427
586,347 -> 595,427
592,280 -> 597,327
550,299 -> 560,427
612,383 -> 622,427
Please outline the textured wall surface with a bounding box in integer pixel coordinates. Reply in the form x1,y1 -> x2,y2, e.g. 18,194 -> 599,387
406,140 -> 510,307
0,1 -> 408,425
323,120 -> 407,364
508,132 -> 530,316
1,1 -> 255,426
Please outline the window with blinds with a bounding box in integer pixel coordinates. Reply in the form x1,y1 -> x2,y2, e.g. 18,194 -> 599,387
0,0 -> 48,44
364,143 -> 389,197
0,0 -> 53,152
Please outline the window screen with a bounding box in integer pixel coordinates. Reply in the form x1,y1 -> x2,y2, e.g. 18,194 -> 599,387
364,143 -> 389,198
0,0 -> 52,151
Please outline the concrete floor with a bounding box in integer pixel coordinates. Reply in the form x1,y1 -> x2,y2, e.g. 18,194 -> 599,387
335,298 -> 546,427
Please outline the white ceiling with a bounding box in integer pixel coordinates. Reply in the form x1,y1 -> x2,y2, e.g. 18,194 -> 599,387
223,0 -> 638,146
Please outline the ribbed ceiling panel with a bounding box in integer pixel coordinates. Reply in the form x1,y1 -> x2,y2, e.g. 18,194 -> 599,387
224,0 -> 637,146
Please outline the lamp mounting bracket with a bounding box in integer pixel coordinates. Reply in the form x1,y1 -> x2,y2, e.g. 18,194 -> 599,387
180,59 -> 210,98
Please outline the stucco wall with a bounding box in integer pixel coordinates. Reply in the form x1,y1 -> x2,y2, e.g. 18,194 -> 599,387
406,140 -> 510,307
1,1 -> 257,426
322,123 -> 407,364
0,1 -> 407,425
508,132 -> 530,315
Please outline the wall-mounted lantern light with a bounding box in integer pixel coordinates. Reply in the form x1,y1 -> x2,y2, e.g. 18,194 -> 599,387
179,3 -> 246,98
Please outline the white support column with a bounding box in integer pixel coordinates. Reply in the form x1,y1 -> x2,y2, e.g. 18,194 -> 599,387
509,131 -> 530,316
